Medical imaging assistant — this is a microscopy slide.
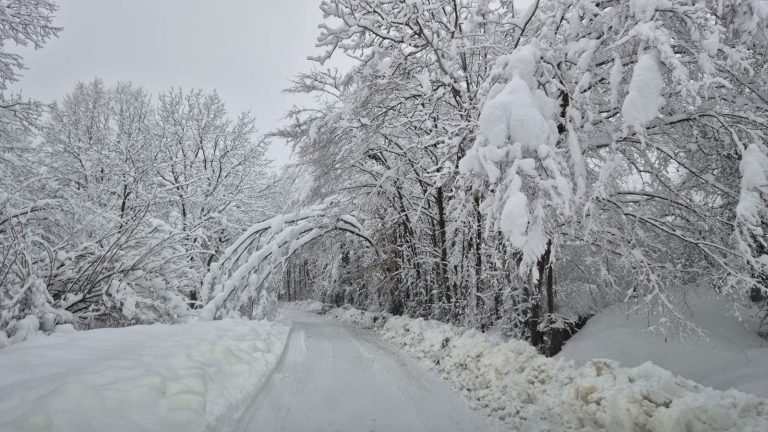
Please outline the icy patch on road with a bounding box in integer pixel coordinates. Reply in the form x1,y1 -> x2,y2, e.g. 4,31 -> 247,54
0,319 -> 290,432
293,302 -> 768,431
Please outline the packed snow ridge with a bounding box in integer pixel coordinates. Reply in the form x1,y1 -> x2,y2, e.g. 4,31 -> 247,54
0,319 -> 290,432
302,302 -> 768,432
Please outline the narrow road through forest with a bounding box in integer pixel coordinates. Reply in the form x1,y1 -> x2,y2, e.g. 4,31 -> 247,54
236,309 -> 499,432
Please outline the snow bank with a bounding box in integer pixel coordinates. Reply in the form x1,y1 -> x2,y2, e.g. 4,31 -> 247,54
280,300 -> 336,315
325,304 -> 391,329
288,301 -> 390,328
382,316 -> 768,431
308,302 -> 768,431
280,299 -> 327,313
558,292 -> 768,399
0,319 -> 290,432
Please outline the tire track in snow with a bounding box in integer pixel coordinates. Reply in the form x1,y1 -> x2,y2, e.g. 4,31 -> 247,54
235,309 -> 500,432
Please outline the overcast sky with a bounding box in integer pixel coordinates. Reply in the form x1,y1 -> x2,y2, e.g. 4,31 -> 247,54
11,0 -> 339,167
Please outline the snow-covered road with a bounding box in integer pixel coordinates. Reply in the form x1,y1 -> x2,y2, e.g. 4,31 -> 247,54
236,309 -> 499,432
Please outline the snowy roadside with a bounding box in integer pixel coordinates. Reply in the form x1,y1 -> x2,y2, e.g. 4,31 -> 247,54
0,319 -> 290,432
295,302 -> 768,432
557,292 -> 768,399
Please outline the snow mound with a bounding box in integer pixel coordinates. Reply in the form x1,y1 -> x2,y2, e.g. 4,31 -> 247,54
280,299 -> 328,313
558,291 -> 768,399
0,319 -> 290,432
382,316 -> 768,432
326,304 -> 391,329
287,301 -> 391,328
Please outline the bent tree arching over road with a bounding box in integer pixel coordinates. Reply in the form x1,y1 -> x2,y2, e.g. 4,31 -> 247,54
198,204 -> 376,321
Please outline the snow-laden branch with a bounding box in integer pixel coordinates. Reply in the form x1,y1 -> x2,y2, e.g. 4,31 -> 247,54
198,207 -> 375,320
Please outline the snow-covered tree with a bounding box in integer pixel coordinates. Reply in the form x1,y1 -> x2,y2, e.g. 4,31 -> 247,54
276,0 -> 768,353
153,88 -> 272,270
1,78 -> 273,344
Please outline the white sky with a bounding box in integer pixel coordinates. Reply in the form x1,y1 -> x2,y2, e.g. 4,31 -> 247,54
11,0 -> 339,167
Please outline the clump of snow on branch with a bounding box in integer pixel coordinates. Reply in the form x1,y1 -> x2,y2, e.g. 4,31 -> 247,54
459,45 -> 571,274
621,52 -> 665,130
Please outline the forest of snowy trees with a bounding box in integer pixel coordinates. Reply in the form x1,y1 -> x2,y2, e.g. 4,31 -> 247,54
1,77 -> 278,340
277,0 -> 768,354
0,0 -> 279,342
2,0 -> 768,358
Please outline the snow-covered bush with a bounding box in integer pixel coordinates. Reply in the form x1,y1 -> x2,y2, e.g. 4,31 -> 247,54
0,200 -> 197,345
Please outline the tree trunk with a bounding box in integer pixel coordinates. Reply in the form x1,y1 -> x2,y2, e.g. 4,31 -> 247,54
529,240 -> 553,351
436,186 -> 451,309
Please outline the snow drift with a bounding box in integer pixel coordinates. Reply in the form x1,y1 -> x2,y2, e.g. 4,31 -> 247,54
325,303 -> 391,329
280,299 -> 330,314
0,319 -> 290,432
382,316 -> 768,432
558,291 -> 768,399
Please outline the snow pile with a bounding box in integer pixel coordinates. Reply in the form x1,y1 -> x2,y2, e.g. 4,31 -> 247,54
1,314 -> 45,347
382,316 -> 768,432
325,304 -> 391,329
280,299 -> 328,313
558,291 -> 768,399
0,319 -> 290,432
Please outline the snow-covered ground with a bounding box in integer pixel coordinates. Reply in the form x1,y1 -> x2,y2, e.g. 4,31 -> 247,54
0,319 -> 290,432
558,290 -> 768,399
6,298 -> 766,432
237,308 -> 498,432
280,299 -> 330,314
300,302 -> 768,432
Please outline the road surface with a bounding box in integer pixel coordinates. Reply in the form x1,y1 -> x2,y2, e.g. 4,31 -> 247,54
236,309 -> 500,432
